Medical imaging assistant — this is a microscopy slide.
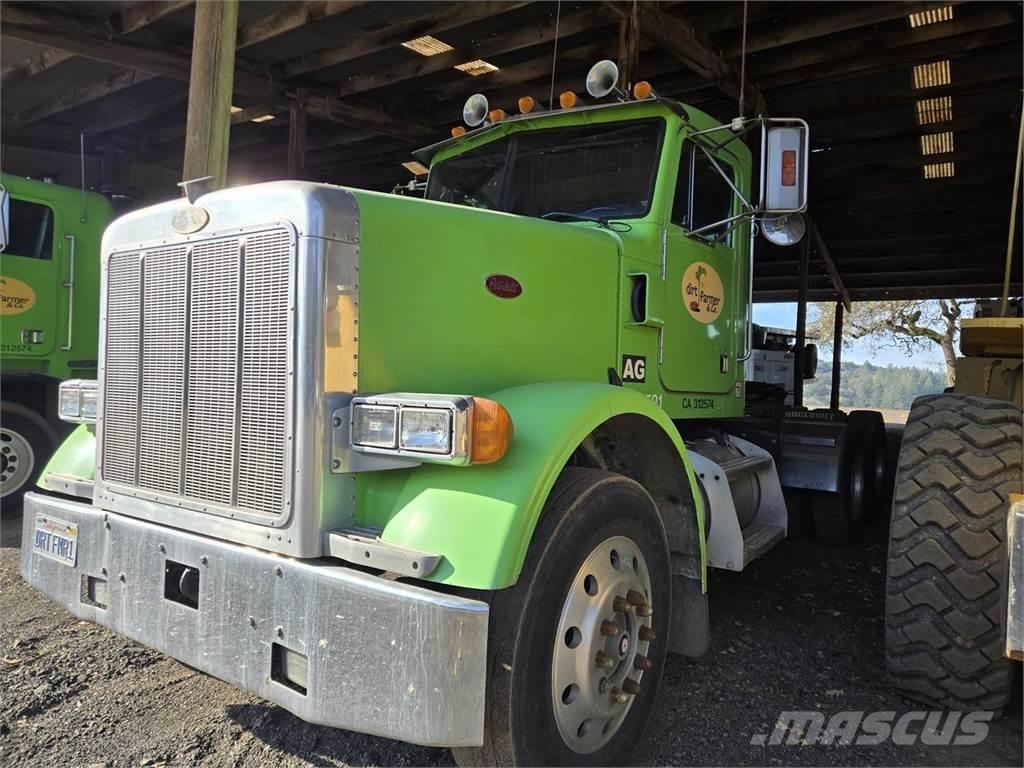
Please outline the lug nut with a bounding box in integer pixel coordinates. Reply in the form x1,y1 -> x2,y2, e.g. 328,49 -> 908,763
600,619 -> 621,637
613,595 -> 631,613
609,687 -> 625,704
636,603 -> 653,618
627,589 -> 646,606
634,654 -> 653,671
595,650 -> 614,670
638,625 -> 656,642
622,678 -> 641,696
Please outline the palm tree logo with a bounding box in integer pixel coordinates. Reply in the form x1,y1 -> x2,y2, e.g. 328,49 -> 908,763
691,264 -> 707,313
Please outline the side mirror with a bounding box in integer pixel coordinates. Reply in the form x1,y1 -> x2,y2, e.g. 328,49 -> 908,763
0,185 -> 8,252
761,121 -> 809,214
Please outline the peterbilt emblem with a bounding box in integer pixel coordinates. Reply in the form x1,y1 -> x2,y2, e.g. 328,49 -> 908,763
171,206 -> 210,234
485,274 -> 523,299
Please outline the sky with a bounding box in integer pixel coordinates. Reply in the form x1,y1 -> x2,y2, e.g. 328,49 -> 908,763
753,302 -> 947,370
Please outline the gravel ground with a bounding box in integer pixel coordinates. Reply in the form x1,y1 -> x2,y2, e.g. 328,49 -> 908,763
1,497 -> 1020,767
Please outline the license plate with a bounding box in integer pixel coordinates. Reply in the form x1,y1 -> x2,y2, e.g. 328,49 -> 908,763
33,515 -> 79,567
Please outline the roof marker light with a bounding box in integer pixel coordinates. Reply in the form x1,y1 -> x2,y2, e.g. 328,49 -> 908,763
451,126 -> 467,137
632,81 -> 653,100
518,96 -> 536,113
489,109 -> 506,123
559,91 -> 578,109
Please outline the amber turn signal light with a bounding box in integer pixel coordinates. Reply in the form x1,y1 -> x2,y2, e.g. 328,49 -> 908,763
470,398 -> 513,464
451,125 -> 466,137
559,91 -> 578,109
518,95 -> 536,114
633,80 -> 653,100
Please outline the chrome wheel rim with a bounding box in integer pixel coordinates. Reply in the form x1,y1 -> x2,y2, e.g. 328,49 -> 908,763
0,428 -> 34,498
551,535 -> 655,754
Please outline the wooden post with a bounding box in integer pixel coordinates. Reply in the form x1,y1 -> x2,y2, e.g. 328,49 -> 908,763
287,87 -> 308,180
830,300 -> 844,411
793,228 -> 810,408
617,2 -> 640,88
182,0 -> 238,189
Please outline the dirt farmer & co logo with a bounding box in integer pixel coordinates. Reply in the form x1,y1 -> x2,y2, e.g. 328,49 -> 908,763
0,276 -> 37,315
682,261 -> 723,323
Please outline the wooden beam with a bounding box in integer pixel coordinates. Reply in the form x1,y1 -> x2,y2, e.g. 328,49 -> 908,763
288,89 -> 309,179
275,1 -> 529,79
113,0 -> 194,37
5,69 -> 157,129
0,1 -> 434,144
0,47 -> 73,88
236,1 -> 363,49
604,1 -> 763,114
182,0 -> 238,186
333,7 -> 612,98
811,223 -> 851,311
720,2 -> 964,57
756,16 -> 1017,89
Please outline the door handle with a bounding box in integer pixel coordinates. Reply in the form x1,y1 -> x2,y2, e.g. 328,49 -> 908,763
61,233 -> 75,352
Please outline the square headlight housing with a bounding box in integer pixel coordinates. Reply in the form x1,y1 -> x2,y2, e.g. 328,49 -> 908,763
58,379 -> 98,424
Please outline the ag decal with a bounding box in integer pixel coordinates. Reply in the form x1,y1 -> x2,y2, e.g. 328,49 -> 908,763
681,261 -> 723,324
0,276 -> 36,315
622,354 -> 646,383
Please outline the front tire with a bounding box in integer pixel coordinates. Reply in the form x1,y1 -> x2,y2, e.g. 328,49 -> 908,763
1,402 -> 56,508
453,469 -> 671,767
885,394 -> 1021,710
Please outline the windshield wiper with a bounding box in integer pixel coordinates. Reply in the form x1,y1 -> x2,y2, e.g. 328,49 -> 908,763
539,211 -> 610,227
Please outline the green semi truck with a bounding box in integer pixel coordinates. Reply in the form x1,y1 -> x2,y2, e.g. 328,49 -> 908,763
19,61 -> 1022,765
0,173 -> 113,504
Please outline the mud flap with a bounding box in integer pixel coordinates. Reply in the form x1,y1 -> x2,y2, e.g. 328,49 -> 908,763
669,574 -> 709,657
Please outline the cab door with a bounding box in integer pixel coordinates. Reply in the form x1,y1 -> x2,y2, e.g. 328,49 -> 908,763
659,139 -> 741,394
0,191 -> 61,359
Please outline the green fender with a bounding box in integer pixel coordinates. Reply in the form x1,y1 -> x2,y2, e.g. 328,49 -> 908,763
363,381 -> 707,590
40,424 -> 96,483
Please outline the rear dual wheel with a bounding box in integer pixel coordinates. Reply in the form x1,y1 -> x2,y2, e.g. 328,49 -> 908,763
453,469 -> 670,767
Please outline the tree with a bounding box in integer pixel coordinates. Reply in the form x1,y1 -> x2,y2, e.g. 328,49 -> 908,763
809,299 -> 963,386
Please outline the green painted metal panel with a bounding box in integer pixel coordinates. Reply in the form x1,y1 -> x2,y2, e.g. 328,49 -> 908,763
356,382 -> 706,589
1,172 -> 114,381
41,423 -> 96,481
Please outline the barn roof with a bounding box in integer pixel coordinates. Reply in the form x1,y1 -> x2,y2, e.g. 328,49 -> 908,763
2,1 -> 1021,301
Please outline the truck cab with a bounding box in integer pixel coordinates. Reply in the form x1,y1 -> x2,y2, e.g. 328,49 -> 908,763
0,173 -> 113,503
21,65 -> 824,764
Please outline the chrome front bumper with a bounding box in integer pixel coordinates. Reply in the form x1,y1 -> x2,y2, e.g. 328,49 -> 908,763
20,492 -> 488,747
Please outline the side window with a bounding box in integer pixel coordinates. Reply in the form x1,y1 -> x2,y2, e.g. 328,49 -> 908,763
4,198 -> 55,260
671,143 -> 735,241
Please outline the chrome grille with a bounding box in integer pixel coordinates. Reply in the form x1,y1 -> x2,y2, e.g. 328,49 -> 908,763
101,253 -> 142,485
100,227 -> 294,521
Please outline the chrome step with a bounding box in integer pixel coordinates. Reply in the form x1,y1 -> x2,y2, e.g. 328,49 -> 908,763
325,527 -> 442,578
742,523 -> 785,565
719,453 -> 773,482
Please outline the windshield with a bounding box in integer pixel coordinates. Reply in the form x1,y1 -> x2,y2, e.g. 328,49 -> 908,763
426,119 -> 664,221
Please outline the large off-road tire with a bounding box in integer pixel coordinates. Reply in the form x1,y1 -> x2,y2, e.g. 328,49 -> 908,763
885,393 -> 1022,711
1,402 -> 56,510
452,469 -> 671,767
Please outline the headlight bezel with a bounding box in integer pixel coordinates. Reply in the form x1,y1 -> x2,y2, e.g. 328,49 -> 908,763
350,394 -> 472,464
58,379 -> 99,424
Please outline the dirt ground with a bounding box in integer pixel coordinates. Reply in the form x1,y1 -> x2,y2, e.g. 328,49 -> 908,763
1,501 -> 1021,768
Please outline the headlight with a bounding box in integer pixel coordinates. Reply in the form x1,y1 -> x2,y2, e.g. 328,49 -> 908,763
352,404 -> 398,448
348,394 -> 512,465
58,379 -> 98,424
399,408 -> 452,454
